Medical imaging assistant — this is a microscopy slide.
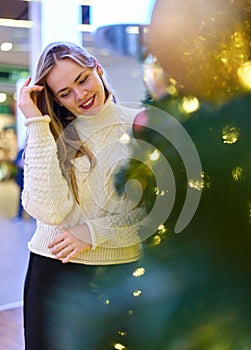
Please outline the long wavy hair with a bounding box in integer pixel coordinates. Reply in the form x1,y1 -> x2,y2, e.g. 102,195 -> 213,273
33,41 -> 116,202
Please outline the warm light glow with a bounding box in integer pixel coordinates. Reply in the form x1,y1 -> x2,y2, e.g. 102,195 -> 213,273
188,179 -> 204,191
157,224 -> 167,233
133,290 -> 142,297
118,330 -> 127,337
188,172 -> 207,190
181,96 -> 200,114
149,149 -> 160,161
237,61 -> 251,90
222,125 -> 240,144
148,1 -> 251,104
114,343 -> 126,350
152,235 -> 162,245
154,187 -> 165,196
188,178 -> 204,190
166,84 -> 178,96
132,267 -> 145,277
232,166 -> 243,182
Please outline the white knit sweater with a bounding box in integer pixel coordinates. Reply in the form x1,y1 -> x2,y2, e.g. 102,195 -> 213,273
22,97 -> 145,265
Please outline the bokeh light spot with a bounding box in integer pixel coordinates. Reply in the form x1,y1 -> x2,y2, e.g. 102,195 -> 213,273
222,125 -> 240,144
232,166 -> 244,182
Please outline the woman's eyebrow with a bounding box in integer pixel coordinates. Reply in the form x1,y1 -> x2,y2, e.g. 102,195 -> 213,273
55,71 -> 86,95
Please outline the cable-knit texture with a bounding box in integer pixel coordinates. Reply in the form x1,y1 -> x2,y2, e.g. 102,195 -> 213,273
22,99 -> 146,265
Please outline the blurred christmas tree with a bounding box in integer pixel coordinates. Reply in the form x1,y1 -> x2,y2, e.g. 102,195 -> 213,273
48,1 -> 251,349
113,90 -> 251,349
112,0 -> 251,348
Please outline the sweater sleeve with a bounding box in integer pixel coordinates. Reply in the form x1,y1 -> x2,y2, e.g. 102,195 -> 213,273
22,116 -> 75,224
87,206 -> 147,248
71,206 -> 147,249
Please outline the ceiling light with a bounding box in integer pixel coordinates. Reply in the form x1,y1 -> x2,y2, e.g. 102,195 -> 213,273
126,26 -> 139,35
1,42 -> 13,52
0,93 -> 7,103
0,18 -> 32,28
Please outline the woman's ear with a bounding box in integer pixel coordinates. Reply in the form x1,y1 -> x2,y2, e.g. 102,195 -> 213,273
96,63 -> 103,76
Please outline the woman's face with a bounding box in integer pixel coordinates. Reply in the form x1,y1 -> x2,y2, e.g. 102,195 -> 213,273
46,58 -> 106,116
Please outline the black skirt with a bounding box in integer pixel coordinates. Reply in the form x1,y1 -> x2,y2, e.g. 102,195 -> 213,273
23,252 -> 143,350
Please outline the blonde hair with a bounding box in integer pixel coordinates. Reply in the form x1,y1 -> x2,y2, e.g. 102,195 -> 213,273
34,41 -> 116,202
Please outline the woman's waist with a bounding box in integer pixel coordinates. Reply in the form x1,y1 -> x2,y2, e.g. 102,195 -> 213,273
28,221 -> 143,265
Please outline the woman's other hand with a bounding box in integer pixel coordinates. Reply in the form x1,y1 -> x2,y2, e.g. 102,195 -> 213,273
48,224 -> 92,263
18,76 -> 44,118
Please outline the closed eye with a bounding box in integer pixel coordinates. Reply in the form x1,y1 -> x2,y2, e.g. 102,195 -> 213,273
79,76 -> 88,85
60,90 -> 71,98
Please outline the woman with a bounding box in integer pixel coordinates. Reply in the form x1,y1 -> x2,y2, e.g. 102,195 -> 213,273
18,41 -> 146,350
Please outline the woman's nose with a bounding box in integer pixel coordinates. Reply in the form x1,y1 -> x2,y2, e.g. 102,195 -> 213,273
75,87 -> 86,100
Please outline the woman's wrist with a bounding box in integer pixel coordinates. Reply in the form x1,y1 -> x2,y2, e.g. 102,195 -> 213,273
24,115 -> 51,126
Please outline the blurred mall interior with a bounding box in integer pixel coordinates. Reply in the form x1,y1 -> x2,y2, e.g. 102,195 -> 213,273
0,0 -> 155,181
0,1 -> 155,348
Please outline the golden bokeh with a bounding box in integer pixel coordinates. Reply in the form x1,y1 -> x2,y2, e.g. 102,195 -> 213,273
221,125 -> 240,144
147,0 -> 251,105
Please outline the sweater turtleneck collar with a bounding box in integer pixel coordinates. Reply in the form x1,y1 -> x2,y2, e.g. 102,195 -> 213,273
75,94 -> 117,128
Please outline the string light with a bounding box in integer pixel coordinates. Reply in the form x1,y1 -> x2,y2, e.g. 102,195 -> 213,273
222,125 -> 240,144
132,267 -> 145,277
114,343 -> 126,350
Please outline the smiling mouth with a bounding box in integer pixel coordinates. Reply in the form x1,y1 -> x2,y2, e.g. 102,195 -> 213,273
79,96 -> 95,110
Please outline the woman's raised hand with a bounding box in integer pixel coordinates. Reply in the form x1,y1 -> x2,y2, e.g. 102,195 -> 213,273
18,76 -> 44,118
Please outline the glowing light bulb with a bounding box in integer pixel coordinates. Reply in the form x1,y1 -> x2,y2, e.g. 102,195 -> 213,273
114,343 -> 126,350
133,267 -> 145,277
222,125 -> 240,144
149,149 -> 160,161
133,290 -> 142,297
181,96 -> 200,114
232,166 -> 243,182
237,61 -> 251,90
157,224 -> 167,233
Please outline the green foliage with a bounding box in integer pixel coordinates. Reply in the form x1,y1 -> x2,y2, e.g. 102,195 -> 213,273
112,92 -> 251,349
